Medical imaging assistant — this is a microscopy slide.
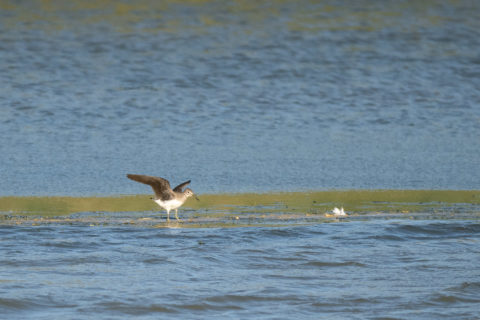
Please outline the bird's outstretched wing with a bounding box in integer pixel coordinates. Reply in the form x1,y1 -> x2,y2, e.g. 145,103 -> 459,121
173,180 -> 191,192
126,174 -> 174,200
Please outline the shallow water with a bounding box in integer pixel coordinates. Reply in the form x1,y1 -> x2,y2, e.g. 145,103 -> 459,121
1,219 -> 479,319
1,0 -> 480,196
1,2 -> 479,318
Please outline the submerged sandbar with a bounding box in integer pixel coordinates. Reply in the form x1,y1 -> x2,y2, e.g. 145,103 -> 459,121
1,190 -> 479,217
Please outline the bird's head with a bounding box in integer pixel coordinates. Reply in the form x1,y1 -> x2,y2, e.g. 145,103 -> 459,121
184,188 -> 199,201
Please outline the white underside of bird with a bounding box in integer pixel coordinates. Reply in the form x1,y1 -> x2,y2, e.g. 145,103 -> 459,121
154,199 -> 183,211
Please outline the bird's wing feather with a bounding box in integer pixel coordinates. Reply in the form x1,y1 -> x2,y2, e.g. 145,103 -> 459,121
173,180 -> 191,192
126,174 -> 174,200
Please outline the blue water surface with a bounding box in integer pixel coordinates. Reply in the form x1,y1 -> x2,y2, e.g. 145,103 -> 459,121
1,220 -> 480,319
0,0 -> 479,196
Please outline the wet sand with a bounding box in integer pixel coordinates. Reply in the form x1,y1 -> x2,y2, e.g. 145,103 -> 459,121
2,190 -> 479,227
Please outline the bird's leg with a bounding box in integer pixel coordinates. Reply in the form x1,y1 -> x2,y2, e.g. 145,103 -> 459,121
175,209 -> 181,221
166,209 -> 170,222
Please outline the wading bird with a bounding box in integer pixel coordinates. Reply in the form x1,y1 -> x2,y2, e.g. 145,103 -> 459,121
126,174 -> 198,221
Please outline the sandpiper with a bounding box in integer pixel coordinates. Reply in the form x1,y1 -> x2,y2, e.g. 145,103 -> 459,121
126,174 -> 198,221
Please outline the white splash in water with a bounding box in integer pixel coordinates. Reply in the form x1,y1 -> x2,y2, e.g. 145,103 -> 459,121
332,207 -> 346,216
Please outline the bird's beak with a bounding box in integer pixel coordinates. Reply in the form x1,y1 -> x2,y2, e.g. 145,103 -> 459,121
195,195 -> 200,201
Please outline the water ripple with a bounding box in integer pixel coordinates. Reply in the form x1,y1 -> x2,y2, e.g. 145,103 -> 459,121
303,261 -> 367,268
1,2 -> 479,195
0,220 -> 479,318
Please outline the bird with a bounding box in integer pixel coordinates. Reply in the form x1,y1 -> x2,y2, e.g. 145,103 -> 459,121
325,207 -> 347,218
126,174 -> 198,221
332,207 -> 346,216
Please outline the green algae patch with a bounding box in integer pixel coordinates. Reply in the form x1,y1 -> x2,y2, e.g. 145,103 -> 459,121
0,190 -> 479,217
193,190 -> 480,215
0,195 -> 152,217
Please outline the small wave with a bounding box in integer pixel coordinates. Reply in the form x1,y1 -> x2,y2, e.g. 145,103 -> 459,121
60,256 -> 111,265
431,294 -> 480,304
142,257 -> 172,264
40,240 -> 101,249
0,298 -> 32,310
0,296 -> 76,311
175,302 -> 243,312
445,282 -> 480,298
310,297 -> 384,308
303,261 -> 366,268
94,301 -> 177,314
429,282 -> 480,306
368,234 -> 405,241
206,294 -> 302,304
386,222 -> 480,239
261,228 -> 304,238
455,282 -> 480,292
